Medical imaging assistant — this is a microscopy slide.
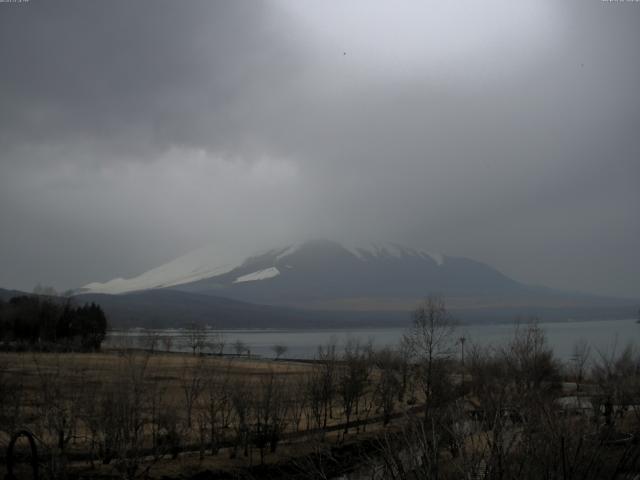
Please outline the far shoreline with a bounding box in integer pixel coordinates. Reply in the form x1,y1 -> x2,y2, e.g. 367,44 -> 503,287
106,316 -> 638,333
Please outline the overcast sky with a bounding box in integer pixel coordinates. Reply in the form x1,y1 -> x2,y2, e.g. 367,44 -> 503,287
1,0 -> 639,298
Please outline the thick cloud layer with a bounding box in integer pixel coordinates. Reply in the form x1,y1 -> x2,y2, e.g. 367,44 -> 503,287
1,0 -> 639,298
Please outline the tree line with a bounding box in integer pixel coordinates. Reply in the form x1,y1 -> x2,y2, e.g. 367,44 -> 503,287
0,295 -> 107,351
1,296 -> 640,479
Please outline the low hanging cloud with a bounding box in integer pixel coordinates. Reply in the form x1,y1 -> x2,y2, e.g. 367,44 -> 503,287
0,0 -> 639,298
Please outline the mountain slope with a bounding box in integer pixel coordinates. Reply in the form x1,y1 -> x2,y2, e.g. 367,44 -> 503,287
81,239 -> 638,316
170,239 -> 527,307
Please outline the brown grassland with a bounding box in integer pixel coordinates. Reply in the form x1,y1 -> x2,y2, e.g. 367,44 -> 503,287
0,348 -> 397,479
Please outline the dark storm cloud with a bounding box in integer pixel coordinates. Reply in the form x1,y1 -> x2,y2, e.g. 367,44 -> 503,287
0,1 -> 290,156
0,0 -> 639,298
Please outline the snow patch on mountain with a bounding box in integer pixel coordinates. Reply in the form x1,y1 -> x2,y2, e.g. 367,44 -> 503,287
275,244 -> 301,261
81,244 -> 245,294
233,267 -> 280,283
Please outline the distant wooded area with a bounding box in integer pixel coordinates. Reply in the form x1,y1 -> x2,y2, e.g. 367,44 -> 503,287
0,295 -> 107,351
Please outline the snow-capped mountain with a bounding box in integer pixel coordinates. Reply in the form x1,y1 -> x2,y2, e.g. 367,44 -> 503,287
77,239 -> 638,325
81,239 -> 525,309
81,240 -> 446,295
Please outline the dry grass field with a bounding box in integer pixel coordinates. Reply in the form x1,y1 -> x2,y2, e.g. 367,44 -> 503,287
0,349 -> 315,396
0,349 -> 399,479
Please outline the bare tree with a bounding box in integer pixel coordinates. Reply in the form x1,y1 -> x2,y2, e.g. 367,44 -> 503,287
396,337 -> 413,403
288,372 -> 308,433
233,339 -> 247,356
141,329 -> 160,354
32,354 -> 85,478
252,369 -> 289,463
272,344 -> 288,360
503,321 -> 560,399
373,347 -> 401,425
200,360 -> 234,455
291,435 -> 338,480
374,418 -> 446,480
316,340 -> 338,429
466,343 -> 522,478
161,335 -> 173,353
185,322 -> 207,356
229,376 -> 251,459
570,339 -> 591,392
207,327 -> 226,355
180,357 -> 205,430
337,338 -> 370,433
403,295 -> 457,417
146,365 -> 170,458
305,369 -> 326,432
92,350 -> 169,479
592,343 -> 640,428
0,357 -> 25,439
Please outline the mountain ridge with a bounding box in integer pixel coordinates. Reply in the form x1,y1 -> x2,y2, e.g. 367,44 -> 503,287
80,239 -> 452,295
79,239 -> 637,316
81,239 -> 517,298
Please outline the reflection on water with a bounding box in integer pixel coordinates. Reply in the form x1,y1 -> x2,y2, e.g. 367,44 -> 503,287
105,318 -> 639,361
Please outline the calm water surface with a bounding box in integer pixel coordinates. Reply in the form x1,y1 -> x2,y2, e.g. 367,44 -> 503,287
106,318 -> 639,361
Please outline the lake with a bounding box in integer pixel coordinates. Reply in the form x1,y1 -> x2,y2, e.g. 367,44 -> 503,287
105,318 -> 640,361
